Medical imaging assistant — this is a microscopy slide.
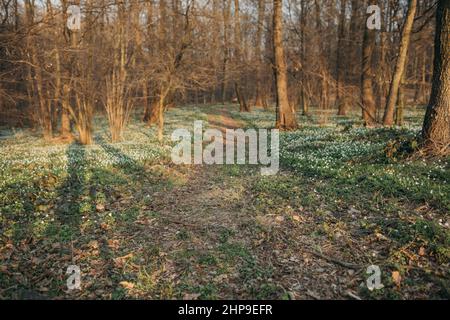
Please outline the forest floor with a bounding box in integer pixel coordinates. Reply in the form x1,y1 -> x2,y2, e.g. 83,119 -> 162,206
0,104 -> 449,299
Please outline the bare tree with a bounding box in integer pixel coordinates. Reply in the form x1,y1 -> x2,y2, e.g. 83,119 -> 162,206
361,1 -> 377,126
383,0 -> 417,126
336,0 -> 348,115
0,0 -> 439,142
254,0 -> 266,108
233,0 -> 250,112
273,0 -> 297,130
103,1 -> 134,142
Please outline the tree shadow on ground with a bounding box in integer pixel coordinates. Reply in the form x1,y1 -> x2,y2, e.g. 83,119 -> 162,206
1,143 -> 88,298
95,136 -> 144,175
53,142 -> 86,234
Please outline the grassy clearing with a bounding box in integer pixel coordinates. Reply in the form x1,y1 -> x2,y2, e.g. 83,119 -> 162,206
0,104 -> 448,299
234,106 -> 449,299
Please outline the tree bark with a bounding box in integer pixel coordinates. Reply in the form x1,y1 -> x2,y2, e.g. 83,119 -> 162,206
361,4 -> 377,126
273,0 -> 297,130
145,99 -> 160,127
233,0 -> 250,112
235,82 -> 249,112
422,0 -> 450,154
157,87 -> 170,142
383,0 -> 417,125
254,0 -> 266,107
395,69 -> 406,126
221,0 -> 231,104
300,0 -> 309,116
336,0 -> 348,115
60,84 -> 72,138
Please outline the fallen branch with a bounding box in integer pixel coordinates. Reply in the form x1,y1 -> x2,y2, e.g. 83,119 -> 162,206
306,289 -> 321,300
346,290 -> 362,300
356,102 -> 379,124
305,249 -> 361,269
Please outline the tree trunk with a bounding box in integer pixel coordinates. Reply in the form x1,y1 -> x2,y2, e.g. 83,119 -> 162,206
254,0 -> 265,107
158,96 -> 165,141
60,84 -> 72,138
383,0 -> 417,125
395,70 -> 406,126
60,108 -> 71,138
25,0 -> 53,140
300,0 -> 308,116
221,0 -> 231,104
422,0 -> 450,154
273,0 -> 297,130
361,15 -> 377,126
143,82 -> 150,121
235,82 -> 249,112
420,51 -> 427,104
78,124 -> 92,145
157,87 -> 170,141
336,0 -> 348,115
145,100 -> 160,127
233,0 -> 250,112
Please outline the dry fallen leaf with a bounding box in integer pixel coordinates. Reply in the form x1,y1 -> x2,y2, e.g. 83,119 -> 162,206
107,239 -> 120,250
375,232 -> 389,241
113,253 -> 134,268
392,271 -> 402,286
119,281 -> 134,290
183,293 -> 201,300
419,247 -> 426,256
88,240 -> 99,250
100,223 -> 110,231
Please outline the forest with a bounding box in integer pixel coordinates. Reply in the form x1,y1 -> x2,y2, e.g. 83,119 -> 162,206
0,0 -> 449,300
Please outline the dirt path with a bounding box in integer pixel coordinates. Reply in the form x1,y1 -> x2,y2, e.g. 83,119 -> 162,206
207,108 -> 243,131
140,106 -> 366,299
150,106 -> 250,233
206,107 -> 245,146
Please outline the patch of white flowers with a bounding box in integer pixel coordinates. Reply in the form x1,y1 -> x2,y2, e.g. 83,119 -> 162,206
0,107 -> 212,189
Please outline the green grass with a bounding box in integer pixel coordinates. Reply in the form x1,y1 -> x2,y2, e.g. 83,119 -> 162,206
0,104 -> 448,300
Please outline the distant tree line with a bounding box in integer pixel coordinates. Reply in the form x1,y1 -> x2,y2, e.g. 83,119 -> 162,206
0,0 -> 448,153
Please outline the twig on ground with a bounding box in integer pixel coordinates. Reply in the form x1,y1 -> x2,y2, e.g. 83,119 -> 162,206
346,290 -> 362,300
304,249 -> 362,270
306,289 -> 321,300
